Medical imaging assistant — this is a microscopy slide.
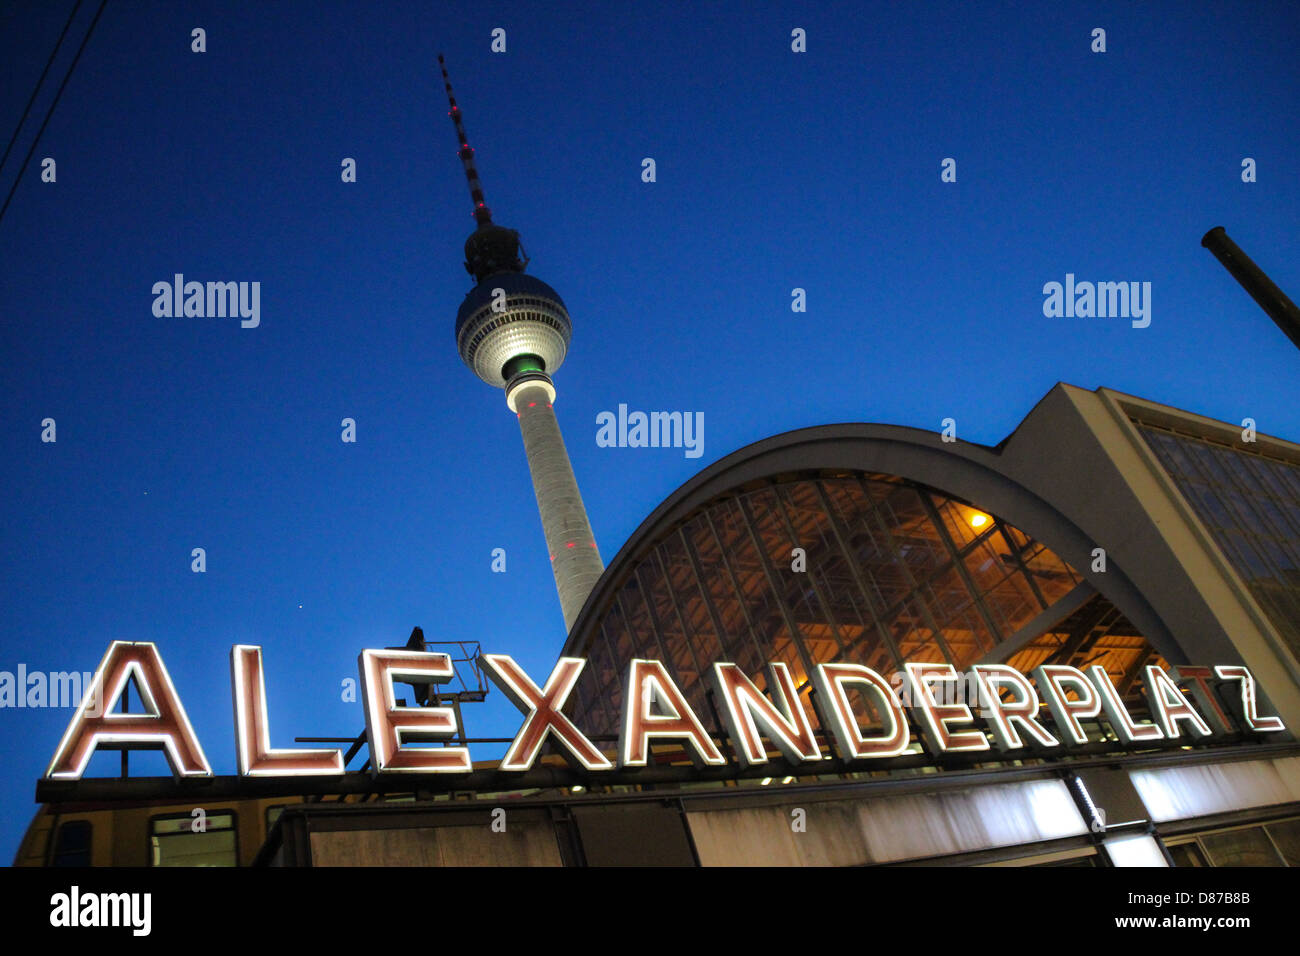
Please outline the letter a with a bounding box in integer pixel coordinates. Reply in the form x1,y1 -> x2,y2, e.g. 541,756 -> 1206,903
46,641 -> 212,779
619,659 -> 724,768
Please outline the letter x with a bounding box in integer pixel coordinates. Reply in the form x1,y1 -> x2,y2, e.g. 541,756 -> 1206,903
481,655 -> 612,771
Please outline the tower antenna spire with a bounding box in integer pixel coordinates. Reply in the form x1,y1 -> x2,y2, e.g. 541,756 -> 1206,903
438,53 -> 493,227
437,53 -> 527,280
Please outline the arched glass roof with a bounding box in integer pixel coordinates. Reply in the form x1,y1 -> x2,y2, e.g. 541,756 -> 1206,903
569,470 -> 1166,741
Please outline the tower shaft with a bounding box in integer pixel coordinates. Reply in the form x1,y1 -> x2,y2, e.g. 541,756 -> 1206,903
513,381 -> 604,632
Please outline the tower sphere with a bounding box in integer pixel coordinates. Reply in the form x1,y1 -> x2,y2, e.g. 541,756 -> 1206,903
455,272 -> 572,389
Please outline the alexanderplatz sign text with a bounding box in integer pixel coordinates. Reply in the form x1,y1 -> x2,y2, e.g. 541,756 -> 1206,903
43,641 -> 1286,784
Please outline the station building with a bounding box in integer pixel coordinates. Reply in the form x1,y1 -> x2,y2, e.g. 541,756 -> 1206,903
16,382 -> 1300,867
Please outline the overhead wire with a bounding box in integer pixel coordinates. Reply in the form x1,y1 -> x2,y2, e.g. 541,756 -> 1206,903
0,0 -> 108,229
0,0 -> 84,178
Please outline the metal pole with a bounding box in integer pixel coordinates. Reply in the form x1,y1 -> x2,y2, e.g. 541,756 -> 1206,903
1202,226 -> 1300,352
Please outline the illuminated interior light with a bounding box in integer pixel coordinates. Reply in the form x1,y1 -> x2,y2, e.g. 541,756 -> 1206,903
782,776 -> 795,784
1070,775 -> 1105,833
969,512 -> 989,528
760,777 -> 772,786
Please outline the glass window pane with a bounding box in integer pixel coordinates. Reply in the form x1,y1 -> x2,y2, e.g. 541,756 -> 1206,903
1140,425 -> 1300,661
1199,827 -> 1284,867
1166,842 -> 1209,867
560,468 -> 1170,766
1265,818 -> 1300,866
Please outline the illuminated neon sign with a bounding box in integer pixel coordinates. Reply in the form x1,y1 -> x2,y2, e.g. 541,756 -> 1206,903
44,641 -> 1287,781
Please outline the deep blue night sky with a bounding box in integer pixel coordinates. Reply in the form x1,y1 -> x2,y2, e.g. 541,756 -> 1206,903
1,1 -> 1297,860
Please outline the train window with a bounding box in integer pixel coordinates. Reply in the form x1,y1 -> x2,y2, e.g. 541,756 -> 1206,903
50,820 -> 92,867
149,812 -> 237,867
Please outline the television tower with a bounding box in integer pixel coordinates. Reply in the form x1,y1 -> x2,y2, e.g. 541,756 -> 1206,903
438,54 -> 604,634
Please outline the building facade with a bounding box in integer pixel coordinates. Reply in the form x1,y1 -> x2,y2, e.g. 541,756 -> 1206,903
18,383 -> 1300,867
